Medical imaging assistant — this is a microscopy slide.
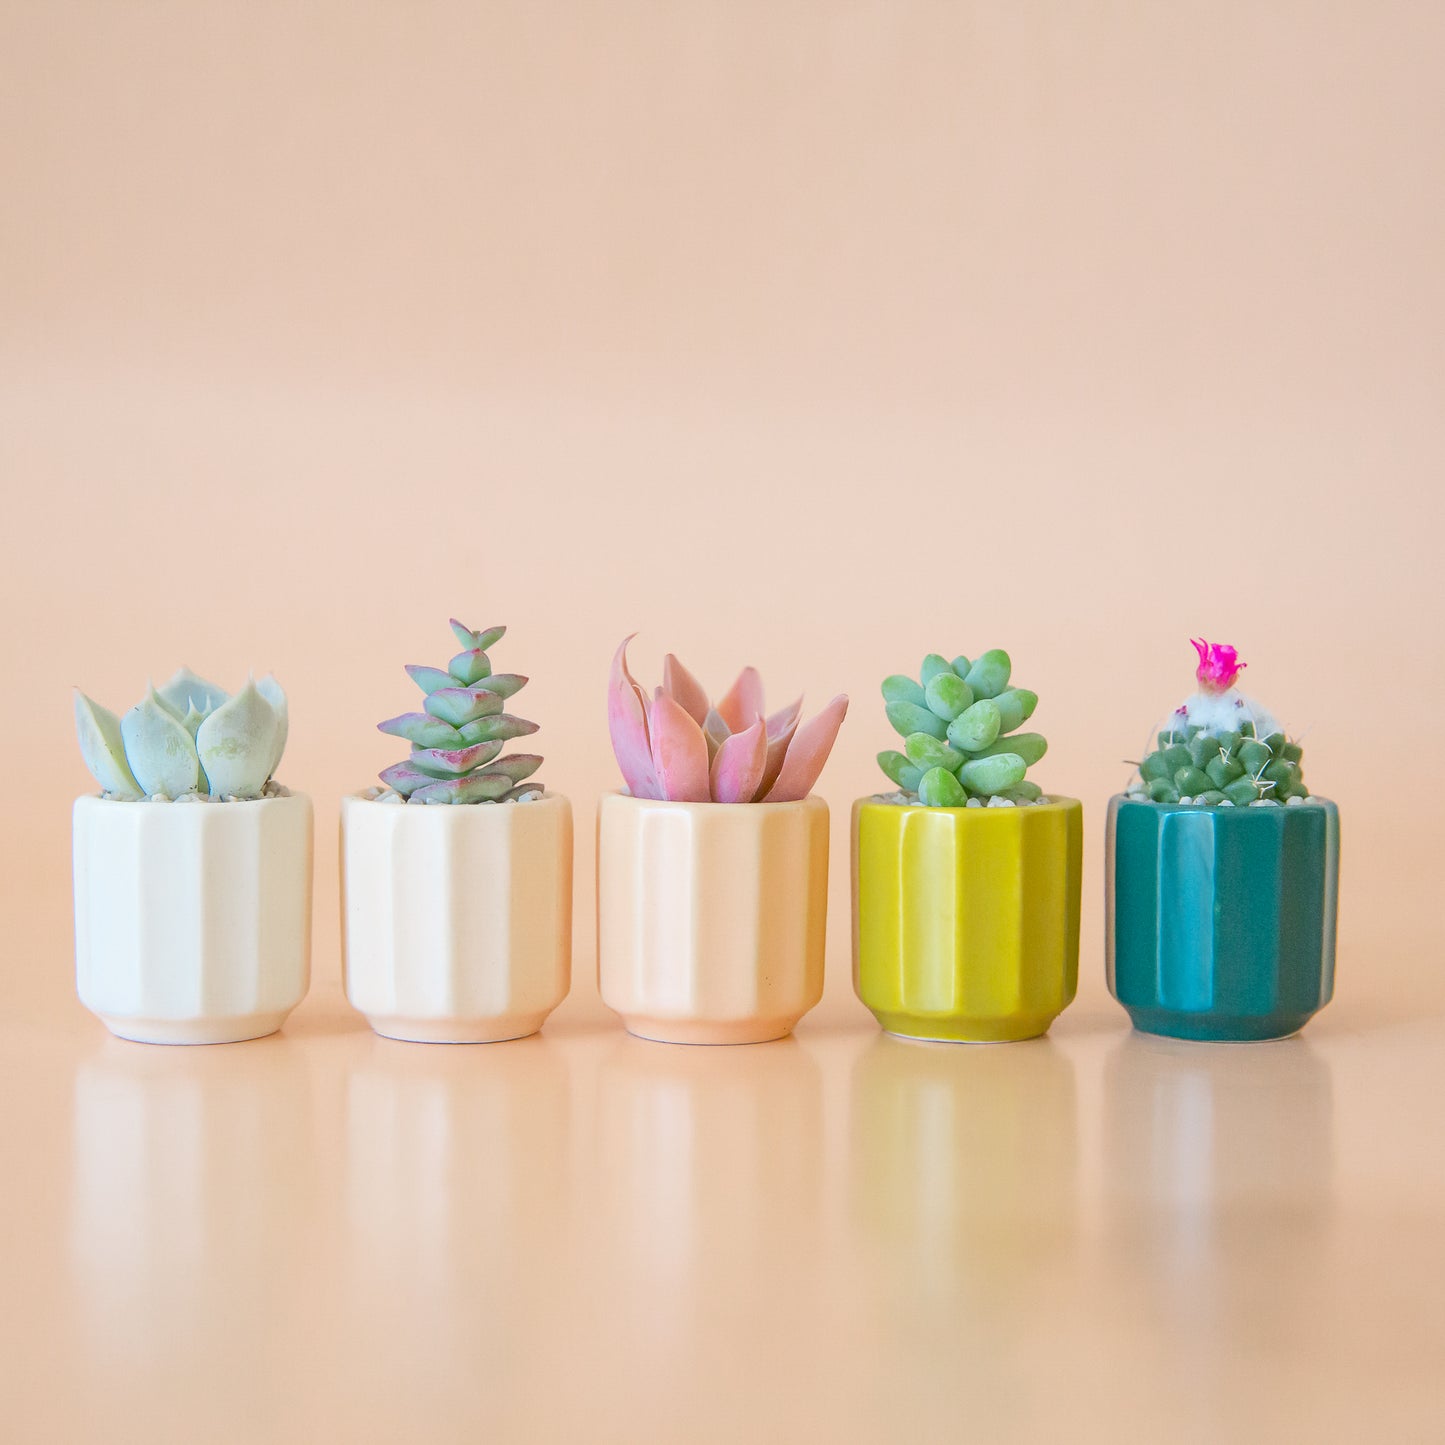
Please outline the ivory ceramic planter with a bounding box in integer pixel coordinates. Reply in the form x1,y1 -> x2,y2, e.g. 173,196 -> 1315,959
852,797 -> 1083,1042
1106,795 -> 1340,1041
72,792 -> 313,1044
596,793 -> 829,1044
341,792 -> 573,1042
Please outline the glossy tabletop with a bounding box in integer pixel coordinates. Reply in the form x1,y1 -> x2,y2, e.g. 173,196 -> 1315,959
5,942 -> 1445,1444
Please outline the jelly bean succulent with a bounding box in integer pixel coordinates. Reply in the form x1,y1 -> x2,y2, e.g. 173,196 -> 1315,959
1125,640 -> 1310,806
875,649 -> 1047,806
377,620 -> 543,804
608,636 -> 848,803
74,669 -> 288,800
872,649 -> 1047,806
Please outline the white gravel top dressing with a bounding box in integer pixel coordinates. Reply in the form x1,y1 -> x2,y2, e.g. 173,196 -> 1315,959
870,791 -> 1055,808
102,779 -> 292,803
361,785 -> 543,805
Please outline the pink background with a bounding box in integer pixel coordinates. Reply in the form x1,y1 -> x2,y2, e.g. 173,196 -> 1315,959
4,2 -> 1443,1025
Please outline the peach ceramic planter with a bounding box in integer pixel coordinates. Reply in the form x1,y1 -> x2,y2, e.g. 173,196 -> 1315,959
341,792 -> 573,1042
72,792 -> 314,1044
853,797 -> 1083,1042
596,792 -> 829,1044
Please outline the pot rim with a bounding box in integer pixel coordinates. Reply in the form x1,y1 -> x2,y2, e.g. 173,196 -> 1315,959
345,787 -> 567,806
74,788 -> 308,809
1109,791 -> 1336,813
853,793 -> 1080,814
599,789 -> 825,812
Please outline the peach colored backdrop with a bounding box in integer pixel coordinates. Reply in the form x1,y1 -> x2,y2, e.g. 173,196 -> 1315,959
3,2 -> 1443,1030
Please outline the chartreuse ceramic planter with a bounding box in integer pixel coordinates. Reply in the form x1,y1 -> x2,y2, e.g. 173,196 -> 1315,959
853,798 -> 1083,1042
1106,796 -> 1340,1041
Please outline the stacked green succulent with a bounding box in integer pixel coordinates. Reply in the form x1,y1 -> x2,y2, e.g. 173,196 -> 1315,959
378,620 -> 543,804
877,650 -> 1047,806
1134,721 -> 1308,806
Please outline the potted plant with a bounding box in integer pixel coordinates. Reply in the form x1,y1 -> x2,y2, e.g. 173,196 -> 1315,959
341,619 -> 572,1043
1107,640 -> 1339,1041
72,667 -> 310,1044
852,649 -> 1083,1042
598,637 -> 848,1044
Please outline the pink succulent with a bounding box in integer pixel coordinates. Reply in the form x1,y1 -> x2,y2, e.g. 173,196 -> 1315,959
1191,638 -> 1246,694
607,637 -> 848,804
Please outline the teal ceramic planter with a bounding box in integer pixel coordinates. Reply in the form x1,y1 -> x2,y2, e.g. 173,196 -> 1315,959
1106,795 -> 1339,1041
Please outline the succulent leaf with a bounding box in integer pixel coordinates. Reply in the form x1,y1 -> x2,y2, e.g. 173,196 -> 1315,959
755,701 -> 802,800
424,687 -> 506,727
950,656 -> 972,679
946,699 -> 1002,753
886,701 -> 947,741
717,666 -> 766,733
904,732 -> 965,774
405,665 -> 455,696
449,620 -> 506,652
881,675 -> 927,708
475,673 -> 526,700
448,649 -> 494,687
195,678 -> 280,798
877,750 -> 912,788
924,672 -> 974,722
993,688 -> 1038,734
378,712 -> 466,747
919,654 -> 954,686
709,717 -> 767,804
410,774 -> 514,804
121,688 -> 203,797
917,767 -> 967,807
970,731 -> 1047,766
650,690 -> 712,803
409,742 -> 506,777
1000,780 -> 1043,802
478,754 -> 543,784
458,713 -> 540,743
74,690 -> 143,798
379,761 -> 434,796
959,752 -> 1026,795
156,666 -> 229,721
663,654 -> 711,726
608,635 -> 662,800
763,693 -> 848,802
255,674 -> 289,778
964,650 -> 1011,700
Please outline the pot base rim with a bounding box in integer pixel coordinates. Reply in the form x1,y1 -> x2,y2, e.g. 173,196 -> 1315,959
363,1011 -> 551,1044
95,1009 -> 291,1045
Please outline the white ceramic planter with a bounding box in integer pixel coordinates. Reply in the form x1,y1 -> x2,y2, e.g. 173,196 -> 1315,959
72,792 -> 314,1044
341,792 -> 573,1042
596,792 -> 829,1045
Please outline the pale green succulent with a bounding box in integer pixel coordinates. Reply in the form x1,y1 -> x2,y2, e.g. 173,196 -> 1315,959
876,649 -> 1047,805
377,620 -> 543,803
75,668 -> 288,800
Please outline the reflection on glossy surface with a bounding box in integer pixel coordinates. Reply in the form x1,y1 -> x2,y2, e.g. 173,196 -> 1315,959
849,1034 -> 1078,1294
1,992 -> 1440,1441
68,1034 -> 316,1432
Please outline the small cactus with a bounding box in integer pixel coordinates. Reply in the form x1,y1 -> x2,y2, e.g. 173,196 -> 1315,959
378,620 -> 543,803
74,668 -> 288,800
877,649 -> 1047,805
1127,640 -> 1310,806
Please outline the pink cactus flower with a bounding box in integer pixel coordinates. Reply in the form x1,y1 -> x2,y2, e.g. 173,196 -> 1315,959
608,637 -> 847,804
1191,638 -> 1246,694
